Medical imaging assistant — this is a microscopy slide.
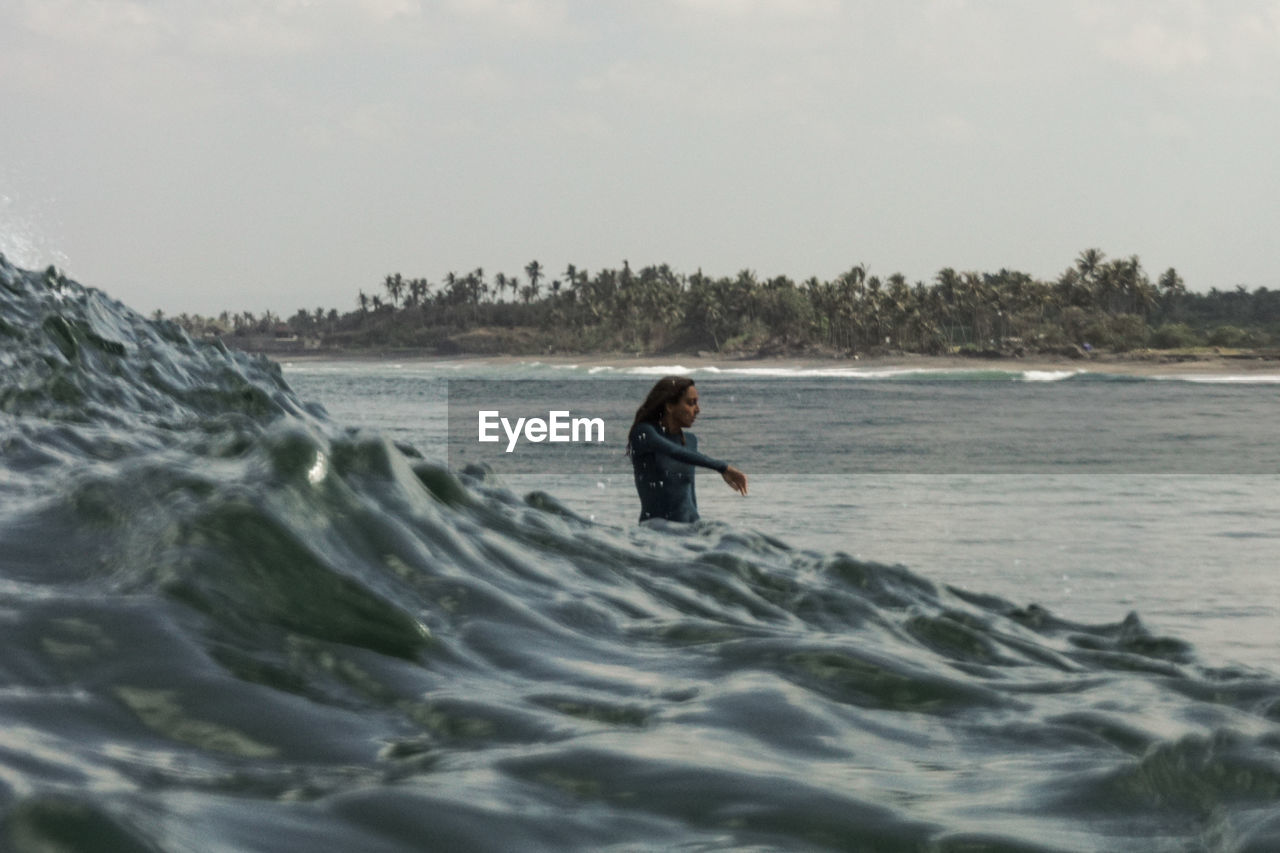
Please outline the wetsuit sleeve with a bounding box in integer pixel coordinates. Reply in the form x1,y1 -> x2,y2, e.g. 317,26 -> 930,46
631,423 -> 729,473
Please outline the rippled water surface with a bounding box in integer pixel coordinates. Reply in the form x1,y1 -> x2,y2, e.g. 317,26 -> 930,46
4,257 -> 1280,852
287,360 -> 1280,671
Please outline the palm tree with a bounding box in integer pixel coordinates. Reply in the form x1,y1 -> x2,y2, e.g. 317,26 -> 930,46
384,273 -> 405,308
685,272 -> 729,350
525,260 -> 543,300
886,274 -> 911,347
442,272 -> 463,306
469,268 -> 488,304
864,275 -> 885,345
959,272 -> 987,345
1076,249 -> 1104,286
1055,268 -> 1089,310
407,278 -> 428,307
1158,268 -> 1186,300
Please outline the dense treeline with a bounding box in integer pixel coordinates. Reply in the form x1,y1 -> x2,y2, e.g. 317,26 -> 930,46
175,250 -> 1280,356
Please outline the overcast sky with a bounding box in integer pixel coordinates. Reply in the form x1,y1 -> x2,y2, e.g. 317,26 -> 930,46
2,0 -> 1278,316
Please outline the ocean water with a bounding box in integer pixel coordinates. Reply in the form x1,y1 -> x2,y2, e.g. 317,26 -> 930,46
4,256 -> 1280,852
287,360 -> 1280,672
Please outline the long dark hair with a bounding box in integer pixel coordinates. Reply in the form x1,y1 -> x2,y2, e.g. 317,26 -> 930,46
625,375 -> 694,454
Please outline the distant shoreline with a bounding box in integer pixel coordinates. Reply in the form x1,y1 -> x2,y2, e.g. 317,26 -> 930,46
265,348 -> 1280,377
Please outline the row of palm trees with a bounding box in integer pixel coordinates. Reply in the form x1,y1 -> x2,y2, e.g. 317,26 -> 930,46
362,261 -> 556,313
340,251 -> 1199,354
154,308 -> 343,339
176,250 -> 1278,354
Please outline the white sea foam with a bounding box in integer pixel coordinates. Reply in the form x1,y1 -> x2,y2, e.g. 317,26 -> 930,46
1158,374 -> 1280,383
1021,370 -> 1083,382
0,193 -> 70,272
590,364 -> 1053,381
712,366 -> 944,379
622,364 -> 701,375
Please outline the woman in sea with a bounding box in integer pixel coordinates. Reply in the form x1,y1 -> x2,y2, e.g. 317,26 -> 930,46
626,376 -> 748,523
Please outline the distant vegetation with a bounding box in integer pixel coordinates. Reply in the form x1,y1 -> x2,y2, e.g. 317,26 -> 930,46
171,250 -> 1280,358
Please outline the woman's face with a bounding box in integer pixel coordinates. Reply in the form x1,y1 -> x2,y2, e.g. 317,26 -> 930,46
665,385 -> 700,429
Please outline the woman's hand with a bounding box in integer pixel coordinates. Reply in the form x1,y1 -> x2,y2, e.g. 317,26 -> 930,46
722,465 -> 748,496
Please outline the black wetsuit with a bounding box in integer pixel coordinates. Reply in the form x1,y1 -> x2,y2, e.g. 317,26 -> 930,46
628,421 -> 728,523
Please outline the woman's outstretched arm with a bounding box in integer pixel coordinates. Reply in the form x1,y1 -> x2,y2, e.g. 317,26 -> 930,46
630,422 -> 729,471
